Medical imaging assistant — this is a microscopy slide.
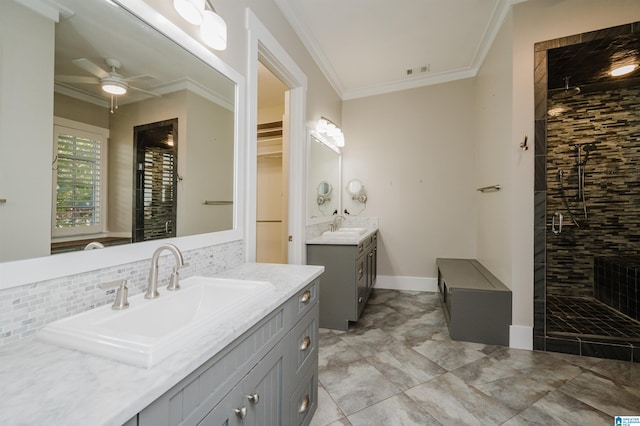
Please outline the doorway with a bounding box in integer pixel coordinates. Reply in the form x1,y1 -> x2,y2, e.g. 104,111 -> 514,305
133,118 -> 178,243
256,62 -> 289,263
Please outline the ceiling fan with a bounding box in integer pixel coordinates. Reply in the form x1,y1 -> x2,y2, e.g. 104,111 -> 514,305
55,57 -> 159,98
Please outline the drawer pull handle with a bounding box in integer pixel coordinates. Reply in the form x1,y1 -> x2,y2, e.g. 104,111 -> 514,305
358,297 -> 363,303
247,393 -> 260,405
300,336 -> 311,351
299,395 -> 310,413
300,290 -> 312,303
234,406 -> 247,419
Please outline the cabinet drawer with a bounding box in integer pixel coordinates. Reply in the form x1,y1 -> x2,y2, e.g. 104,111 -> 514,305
289,304 -> 318,385
288,357 -> 318,426
292,279 -> 319,324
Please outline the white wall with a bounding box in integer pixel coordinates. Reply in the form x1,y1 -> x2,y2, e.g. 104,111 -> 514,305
0,2 -> 55,262
183,91 -> 234,235
342,79 -> 477,280
474,13 -> 513,287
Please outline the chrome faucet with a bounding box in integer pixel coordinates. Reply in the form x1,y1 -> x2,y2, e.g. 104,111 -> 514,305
145,244 -> 188,299
330,215 -> 345,232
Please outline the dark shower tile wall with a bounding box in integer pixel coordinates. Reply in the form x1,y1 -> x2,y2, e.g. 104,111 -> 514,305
533,22 -> 640,362
594,256 -> 639,321
545,87 -> 640,298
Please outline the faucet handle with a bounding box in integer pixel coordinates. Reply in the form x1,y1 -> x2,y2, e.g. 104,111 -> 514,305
167,267 -> 182,291
99,279 -> 130,310
167,262 -> 189,291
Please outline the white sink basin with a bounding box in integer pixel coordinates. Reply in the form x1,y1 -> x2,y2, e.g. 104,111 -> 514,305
38,276 -> 276,368
322,227 -> 368,239
337,227 -> 368,235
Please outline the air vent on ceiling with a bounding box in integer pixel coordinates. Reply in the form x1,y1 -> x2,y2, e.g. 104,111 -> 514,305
406,64 -> 430,76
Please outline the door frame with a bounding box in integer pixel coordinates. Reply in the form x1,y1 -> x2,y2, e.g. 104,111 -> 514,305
246,9 -> 307,264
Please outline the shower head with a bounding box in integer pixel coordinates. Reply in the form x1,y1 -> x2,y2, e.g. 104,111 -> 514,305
583,143 -> 597,152
552,76 -> 581,99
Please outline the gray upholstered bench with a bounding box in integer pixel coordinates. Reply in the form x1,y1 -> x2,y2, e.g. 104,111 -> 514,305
436,258 -> 512,346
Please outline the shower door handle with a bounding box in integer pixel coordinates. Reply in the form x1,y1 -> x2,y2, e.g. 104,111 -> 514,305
552,212 -> 563,234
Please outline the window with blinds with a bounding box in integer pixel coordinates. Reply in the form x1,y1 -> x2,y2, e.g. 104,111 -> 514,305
52,119 -> 108,237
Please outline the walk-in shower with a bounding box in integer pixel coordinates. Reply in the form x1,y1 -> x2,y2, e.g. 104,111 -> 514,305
535,25 -> 640,362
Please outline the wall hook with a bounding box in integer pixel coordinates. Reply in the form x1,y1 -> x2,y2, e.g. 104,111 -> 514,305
520,134 -> 529,151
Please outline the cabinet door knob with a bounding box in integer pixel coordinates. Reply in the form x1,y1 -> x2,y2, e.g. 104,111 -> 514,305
246,393 -> 260,405
358,297 -> 363,303
300,290 -> 312,303
234,406 -> 247,419
300,336 -> 311,351
299,395 -> 311,413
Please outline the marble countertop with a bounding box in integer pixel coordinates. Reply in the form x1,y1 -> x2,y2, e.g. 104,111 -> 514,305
0,263 -> 323,426
306,227 -> 378,245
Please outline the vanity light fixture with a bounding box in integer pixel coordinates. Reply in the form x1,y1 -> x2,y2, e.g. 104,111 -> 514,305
173,0 -> 227,50
610,64 -> 638,77
316,117 -> 345,147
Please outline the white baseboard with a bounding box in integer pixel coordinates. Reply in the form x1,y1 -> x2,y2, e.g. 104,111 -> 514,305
376,275 -> 437,292
509,325 -> 533,350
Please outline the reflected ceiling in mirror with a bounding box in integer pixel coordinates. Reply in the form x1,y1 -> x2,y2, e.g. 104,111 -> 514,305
308,132 -> 341,219
1,0 -> 237,262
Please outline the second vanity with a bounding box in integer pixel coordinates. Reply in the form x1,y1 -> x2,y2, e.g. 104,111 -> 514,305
0,263 -> 323,426
306,227 -> 378,331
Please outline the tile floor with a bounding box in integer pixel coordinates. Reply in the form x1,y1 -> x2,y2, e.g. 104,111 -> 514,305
310,289 -> 640,426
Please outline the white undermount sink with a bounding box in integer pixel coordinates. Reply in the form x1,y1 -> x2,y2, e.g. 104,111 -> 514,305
322,227 -> 368,239
38,276 -> 276,368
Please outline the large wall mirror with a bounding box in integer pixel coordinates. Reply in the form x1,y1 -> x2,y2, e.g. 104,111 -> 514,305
307,131 -> 341,220
0,0 -> 243,286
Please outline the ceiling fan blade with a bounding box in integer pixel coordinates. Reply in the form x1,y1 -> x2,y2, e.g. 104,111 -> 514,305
72,58 -> 109,79
124,74 -> 155,83
55,75 -> 100,85
129,85 -> 161,97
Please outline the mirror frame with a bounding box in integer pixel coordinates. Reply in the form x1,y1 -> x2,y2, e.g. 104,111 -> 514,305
0,0 -> 246,289
306,129 -> 341,224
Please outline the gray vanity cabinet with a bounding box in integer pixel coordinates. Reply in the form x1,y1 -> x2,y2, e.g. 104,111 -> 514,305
307,232 -> 377,331
137,279 -> 319,426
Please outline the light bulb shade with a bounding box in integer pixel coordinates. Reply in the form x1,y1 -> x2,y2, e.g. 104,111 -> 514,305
101,78 -> 127,95
316,118 -> 328,133
335,133 -> 345,147
201,10 -> 227,50
174,0 -> 205,25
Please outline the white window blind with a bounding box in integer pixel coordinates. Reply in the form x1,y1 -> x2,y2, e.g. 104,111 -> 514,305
52,119 -> 108,238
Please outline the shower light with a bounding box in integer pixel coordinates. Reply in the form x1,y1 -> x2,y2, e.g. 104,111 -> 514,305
611,64 -> 638,77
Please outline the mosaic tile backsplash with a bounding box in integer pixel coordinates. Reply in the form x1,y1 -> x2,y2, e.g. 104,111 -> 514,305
0,240 -> 244,347
545,86 -> 640,298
